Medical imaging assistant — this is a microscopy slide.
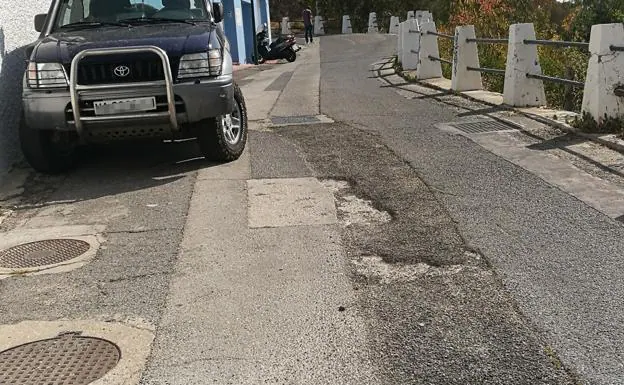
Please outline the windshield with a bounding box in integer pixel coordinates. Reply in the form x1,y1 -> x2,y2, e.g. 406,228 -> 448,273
53,0 -> 211,29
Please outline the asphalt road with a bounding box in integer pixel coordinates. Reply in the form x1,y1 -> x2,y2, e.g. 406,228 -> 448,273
306,33 -> 624,384
0,33 -> 623,385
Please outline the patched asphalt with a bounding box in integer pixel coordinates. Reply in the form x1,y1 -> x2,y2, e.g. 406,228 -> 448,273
276,122 -> 576,384
313,33 -> 624,384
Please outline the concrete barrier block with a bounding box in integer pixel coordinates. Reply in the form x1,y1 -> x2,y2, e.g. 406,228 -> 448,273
407,11 -> 415,20
416,22 -> 443,79
452,25 -> 483,91
314,16 -> 325,35
582,23 -> 624,123
389,16 -> 400,35
342,15 -> 352,34
503,23 -> 546,107
397,22 -> 404,58
368,12 -> 378,33
415,11 -> 433,25
281,17 -> 291,35
401,20 -> 420,70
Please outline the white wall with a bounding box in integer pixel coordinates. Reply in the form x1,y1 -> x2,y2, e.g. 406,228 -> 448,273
0,0 -> 49,181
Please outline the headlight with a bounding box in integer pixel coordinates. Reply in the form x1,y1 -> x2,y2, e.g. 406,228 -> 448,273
26,62 -> 69,88
178,49 -> 222,79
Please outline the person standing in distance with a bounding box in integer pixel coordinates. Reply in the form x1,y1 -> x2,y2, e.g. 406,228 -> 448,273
302,5 -> 313,44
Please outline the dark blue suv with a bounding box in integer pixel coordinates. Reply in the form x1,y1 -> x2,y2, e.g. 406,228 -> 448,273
21,0 -> 247,173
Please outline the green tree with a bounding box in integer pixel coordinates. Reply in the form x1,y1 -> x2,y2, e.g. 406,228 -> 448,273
569,0 -> 624,41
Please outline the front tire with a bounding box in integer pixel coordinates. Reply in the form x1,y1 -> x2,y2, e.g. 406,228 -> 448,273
197,83 -> 248,162
286,48 -> 297,62
19,116 -> 75,174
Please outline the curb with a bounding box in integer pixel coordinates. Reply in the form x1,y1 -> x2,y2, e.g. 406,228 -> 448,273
374,59 -> 624,155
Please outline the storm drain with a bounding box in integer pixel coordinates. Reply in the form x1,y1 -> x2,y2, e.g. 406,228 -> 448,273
0,239 -> 91,269
271,115 -> 321,125
0,332 -> 120,385
447,120 -> 519,134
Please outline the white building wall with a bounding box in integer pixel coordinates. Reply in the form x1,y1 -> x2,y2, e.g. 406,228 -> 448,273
0,0 -> 50,181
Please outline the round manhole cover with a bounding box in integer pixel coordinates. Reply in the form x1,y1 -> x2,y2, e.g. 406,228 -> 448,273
0,333 -> 120,384
0,239 -> 90,269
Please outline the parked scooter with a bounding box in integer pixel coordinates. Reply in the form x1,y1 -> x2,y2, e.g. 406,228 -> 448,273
256,23 -> 301,63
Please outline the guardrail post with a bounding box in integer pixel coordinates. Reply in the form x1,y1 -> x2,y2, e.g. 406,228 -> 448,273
416,10 -> 433,24
398,22 -> 404,58
368,12 -> 378,33
582,23 -> 624,123
314,16 -> 325,35
402,19 -> 420,70
452,25 -> 483,91
503,23 -> 546,107
417,22 -> 443,80
281,17 -> 291,35
342,15 -> 352,34
389,16 -> 400,35
407,11 -> 415,20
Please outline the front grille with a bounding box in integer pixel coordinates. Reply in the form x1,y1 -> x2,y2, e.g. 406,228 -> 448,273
68,54 -> 179,85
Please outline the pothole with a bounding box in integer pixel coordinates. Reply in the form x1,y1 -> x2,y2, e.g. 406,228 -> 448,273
322,179 -> 392,226
0,239 -> 91,269
0,332 -> 120,385
352,253 -> 488,284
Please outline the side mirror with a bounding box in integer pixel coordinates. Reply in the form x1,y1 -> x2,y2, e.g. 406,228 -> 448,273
34,14 -> 47,33
212,2 -> 223,23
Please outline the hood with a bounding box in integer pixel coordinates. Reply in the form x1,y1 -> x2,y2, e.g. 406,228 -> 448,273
32,23 -> 216,64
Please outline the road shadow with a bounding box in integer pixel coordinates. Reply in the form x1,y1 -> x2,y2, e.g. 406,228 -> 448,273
369,62 -> 624,180
527,133 -> 588,151
13,139 -> 226,208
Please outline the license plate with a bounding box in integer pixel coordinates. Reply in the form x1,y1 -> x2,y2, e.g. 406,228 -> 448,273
93,97 -> 157,116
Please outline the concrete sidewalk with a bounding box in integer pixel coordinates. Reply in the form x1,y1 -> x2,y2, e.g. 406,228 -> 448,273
142,40 -> 379,384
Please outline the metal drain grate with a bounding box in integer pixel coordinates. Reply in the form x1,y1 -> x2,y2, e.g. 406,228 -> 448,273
0,239 -> 90,269
447,120 -> 518,134
0,333 -> 120,385
271,115 -> 321,125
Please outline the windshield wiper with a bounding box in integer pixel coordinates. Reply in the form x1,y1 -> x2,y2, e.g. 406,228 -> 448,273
59,21 -> 132,30
119,17 -> 197,26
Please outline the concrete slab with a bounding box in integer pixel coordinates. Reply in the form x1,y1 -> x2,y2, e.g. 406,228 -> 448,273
248,177 -> 338,228
143,164 -> 377,384
463,90 -> 504,105
423,77 -> 452,89
195,147 -> 251,181
270,44 -> 321,118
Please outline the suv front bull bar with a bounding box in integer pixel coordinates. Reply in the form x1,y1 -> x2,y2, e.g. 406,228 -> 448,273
69,45 -> 178,136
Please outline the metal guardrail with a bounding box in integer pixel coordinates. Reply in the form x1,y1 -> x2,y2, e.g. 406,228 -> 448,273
523,39 -> 589,49
526,73 -> 584,87
428,55 -> 452,65
466,38 -> 508,44
426,31 -> 454,39
467,66 -> 505,75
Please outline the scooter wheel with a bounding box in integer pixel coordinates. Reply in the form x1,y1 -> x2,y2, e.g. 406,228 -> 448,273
286,49 -> 296,63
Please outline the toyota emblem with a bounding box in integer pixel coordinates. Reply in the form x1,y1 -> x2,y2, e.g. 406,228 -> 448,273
113,65 -> 130,77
